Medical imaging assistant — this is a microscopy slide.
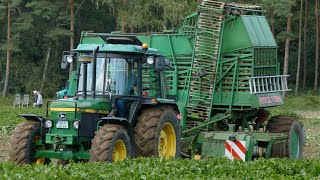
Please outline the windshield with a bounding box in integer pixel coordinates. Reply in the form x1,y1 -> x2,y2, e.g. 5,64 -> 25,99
78,54 -> 138,96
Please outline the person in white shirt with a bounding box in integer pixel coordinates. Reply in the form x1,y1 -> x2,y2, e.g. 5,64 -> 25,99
32,90 -> 38,107
36,91 -> 43,108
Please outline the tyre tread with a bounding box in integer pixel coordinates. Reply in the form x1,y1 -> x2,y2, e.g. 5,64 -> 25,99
90,124 -> 127,162
9,121 -> 40,164
266,115 -> 303,159
134,106 -> 180,157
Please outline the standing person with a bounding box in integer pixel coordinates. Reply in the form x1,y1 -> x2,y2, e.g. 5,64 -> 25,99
35,91 -> 43,108
33,90 -> 38,107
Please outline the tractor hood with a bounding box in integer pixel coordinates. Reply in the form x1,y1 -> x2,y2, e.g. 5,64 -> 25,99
50,98 -> 111,115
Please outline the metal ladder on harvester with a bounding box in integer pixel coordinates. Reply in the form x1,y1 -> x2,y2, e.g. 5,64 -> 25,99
187,0 -> 225,121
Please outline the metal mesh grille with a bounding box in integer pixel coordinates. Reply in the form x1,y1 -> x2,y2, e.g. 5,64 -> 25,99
254,48 -> 277,76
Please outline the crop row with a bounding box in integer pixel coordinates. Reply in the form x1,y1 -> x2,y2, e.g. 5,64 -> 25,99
0,97 -> 44,134
0,158 -> 320,179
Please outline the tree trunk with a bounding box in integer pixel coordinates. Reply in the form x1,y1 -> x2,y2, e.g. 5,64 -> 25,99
130,24 -> 134,33
69,0 -> 75,78
283,18 -> 292,76
295,0 -> 304,95
162,19 -> 168,31
271,12 -> 275,36
283,10 -> 292,97
2,0 -> 11,98
315,0 -> 319,91
303,0 -> 308,89
40,41 -> 52,93
120,23 -> 125,32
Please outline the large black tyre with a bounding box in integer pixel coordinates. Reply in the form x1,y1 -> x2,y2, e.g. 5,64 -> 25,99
9,121 -> 50,165
89,124 -> 131,162
56,159 -> 69,165
266,115 -> 303,159
134,106 -> 181,159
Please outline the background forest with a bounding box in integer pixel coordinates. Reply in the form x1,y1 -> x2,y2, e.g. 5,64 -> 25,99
0,0 -> 317,97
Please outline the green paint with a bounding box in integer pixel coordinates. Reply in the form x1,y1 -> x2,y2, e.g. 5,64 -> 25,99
75,43 -> 159,55
80,36 -> 106,44
199,131 -> 287,161
35,149 -> 90,160
289,130 -> 300,159
50,98 -> 111,109
38,1 -> 298,162
221,16 -> 252,52
241,16 -> 277,47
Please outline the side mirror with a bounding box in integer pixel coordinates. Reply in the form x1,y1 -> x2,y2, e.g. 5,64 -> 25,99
61,55 -> 68,69
61,51 -> 76,69
155,56 -> 165,72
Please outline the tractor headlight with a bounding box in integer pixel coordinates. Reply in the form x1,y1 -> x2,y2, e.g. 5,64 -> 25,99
147,56 -> 154,64
45,120 -> 52,128
72,121 -> 80,129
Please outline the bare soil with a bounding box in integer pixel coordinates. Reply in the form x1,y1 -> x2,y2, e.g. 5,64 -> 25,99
0,135 -> 9,162
298,111 -> 320,159
303,128 -> 320,159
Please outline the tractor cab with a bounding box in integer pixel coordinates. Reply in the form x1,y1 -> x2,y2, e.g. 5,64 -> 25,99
61,35 -> 167,121
71,49 -> 158,120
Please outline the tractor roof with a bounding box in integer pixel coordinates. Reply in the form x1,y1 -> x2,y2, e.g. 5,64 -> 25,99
75,32 -> 159,55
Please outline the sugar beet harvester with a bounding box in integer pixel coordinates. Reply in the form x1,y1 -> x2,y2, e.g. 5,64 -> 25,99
9,0 -> 304,164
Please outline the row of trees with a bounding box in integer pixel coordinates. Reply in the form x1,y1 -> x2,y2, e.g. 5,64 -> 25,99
0,0 -> 319,97
0,0 -> 116,97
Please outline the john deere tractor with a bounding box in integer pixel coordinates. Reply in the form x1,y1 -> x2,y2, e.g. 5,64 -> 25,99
9,35 -> 181,164
9,0 -> 304,164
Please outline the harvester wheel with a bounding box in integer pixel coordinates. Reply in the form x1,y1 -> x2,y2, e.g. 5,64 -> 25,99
266,115 -> 303,159
89,124 -> 131,162
56,159 -> 69,165
9,121 -> 50,165
134,106 -> 181,159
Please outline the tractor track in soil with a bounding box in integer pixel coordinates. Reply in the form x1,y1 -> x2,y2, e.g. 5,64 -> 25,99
0,135 -> 9,162
0,111 -> 319,162
295,111 -> 320,159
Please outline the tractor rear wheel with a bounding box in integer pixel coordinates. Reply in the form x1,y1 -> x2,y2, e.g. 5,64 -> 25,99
9,121 -> 50,165
89,124 -> 131,162
56,159 -> 69,165
266,115 -> 303,159
134,106 -> 181,159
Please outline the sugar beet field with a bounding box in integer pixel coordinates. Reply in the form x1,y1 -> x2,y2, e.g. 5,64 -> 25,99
0,95 -> 320,179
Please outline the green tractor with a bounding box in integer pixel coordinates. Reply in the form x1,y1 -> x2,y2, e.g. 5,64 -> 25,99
9,0 -> 304,164
9,36 -> 180,164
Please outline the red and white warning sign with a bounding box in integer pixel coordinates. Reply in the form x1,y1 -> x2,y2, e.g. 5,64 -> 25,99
225,140 -> 246,161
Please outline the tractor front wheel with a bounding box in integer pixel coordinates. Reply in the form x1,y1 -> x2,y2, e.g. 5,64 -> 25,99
89,124 -> 131,162
266,115 -> 303,159
9,121 -> 50,165
134,106 -> 181,159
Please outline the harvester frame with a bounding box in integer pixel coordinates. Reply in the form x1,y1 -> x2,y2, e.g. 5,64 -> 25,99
8,0 -> 305,164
